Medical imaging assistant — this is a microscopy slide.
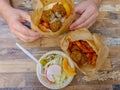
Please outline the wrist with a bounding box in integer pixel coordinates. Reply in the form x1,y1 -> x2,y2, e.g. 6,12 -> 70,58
1,6 -> 14,22
0,0 -> 13,21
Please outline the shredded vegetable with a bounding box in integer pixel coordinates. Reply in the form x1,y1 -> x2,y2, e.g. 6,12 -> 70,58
40,54 -> 74,84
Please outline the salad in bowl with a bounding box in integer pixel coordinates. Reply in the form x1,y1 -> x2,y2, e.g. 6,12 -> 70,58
36,51 -> 76,89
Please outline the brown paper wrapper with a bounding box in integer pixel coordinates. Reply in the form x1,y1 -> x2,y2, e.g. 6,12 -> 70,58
60,28 -> 109,79
31,0 -> 75,36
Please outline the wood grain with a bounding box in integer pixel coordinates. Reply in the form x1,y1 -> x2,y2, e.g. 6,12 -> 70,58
0,0 -> 120,90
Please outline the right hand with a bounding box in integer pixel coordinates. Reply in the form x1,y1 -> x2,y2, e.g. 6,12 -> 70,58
70,0 -> 99,30
5,8 -> 42,42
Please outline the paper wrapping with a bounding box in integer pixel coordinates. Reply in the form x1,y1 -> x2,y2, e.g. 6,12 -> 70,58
31,0 -> 75,36
60,28 -> 109,79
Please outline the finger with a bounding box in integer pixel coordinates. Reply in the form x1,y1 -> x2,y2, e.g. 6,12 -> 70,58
86,19 -> 97,28
74,14 -> 98,29
70,9 -> 93,30
14,21 -> 41,37
75,4 -> 85,14
19,10 -> 31,22
13,29 -> 40,42
18,34 -> 40,42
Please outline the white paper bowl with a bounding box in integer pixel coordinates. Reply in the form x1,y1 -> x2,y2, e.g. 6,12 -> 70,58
36,50 -> 75,89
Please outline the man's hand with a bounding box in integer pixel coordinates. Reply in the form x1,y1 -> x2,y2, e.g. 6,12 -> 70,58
70,0 -> 101,30
6,8 -> 42,42
0,0 -> 42,42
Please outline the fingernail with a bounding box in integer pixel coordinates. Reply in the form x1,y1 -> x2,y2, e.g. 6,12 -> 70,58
70,28 -> 73,30
70,25 -> 75,30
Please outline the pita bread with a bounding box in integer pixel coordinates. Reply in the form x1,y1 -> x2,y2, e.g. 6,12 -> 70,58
31,0 -> 75,36
60,28 -> 109,79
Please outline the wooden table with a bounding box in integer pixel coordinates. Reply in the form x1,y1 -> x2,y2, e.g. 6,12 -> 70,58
0,0 -> 120,90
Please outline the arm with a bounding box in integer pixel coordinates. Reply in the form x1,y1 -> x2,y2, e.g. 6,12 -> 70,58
0,0 -> 12,20
0,0 -> 11,11
70,0 -> 102,30
0,0 -> 41,42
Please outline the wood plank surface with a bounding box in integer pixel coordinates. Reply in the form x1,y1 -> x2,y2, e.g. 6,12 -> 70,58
0,0 -> 120,90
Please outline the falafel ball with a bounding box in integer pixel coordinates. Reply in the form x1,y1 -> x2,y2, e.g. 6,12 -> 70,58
52,3 -> 66,17
70,50 -> 88,65
71,45 -> 80,52
41,10 -> 54,23
50,20 -> 62,32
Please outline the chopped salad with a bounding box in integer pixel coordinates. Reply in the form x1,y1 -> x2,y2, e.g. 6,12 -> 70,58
40,54 -> 76,84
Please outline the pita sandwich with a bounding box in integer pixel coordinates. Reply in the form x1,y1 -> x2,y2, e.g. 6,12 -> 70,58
31,0 -> 75,36
60,28 -> 109,79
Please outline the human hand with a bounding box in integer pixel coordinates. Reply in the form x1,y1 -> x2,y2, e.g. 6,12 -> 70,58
70,0 -> 100,30
4,8 -> 42,42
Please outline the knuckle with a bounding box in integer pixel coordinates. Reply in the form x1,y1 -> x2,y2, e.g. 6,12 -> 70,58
22,28 -> 29,35
90,6 -> 96,12
83,23 -> 88,28
82,17 -> 87,21
23,37 -> 35,42
78,24 -> 86,28
20,39 -> 26,42
22,36 -> 30,42
27,39 -> 35,42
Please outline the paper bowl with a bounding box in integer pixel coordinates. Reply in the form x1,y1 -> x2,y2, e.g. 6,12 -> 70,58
36,50 -> 75,89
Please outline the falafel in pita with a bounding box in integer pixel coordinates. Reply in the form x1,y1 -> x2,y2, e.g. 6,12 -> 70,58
31,0 -> 75,36
60,28 -> 109,79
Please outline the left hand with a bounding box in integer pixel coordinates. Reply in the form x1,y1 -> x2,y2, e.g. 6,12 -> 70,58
70,0 -> 100,30
5,8 -> 42,42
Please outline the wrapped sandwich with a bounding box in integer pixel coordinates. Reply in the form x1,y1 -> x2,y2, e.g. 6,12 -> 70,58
31,0 -> 75,36
60,28 -> 109,79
